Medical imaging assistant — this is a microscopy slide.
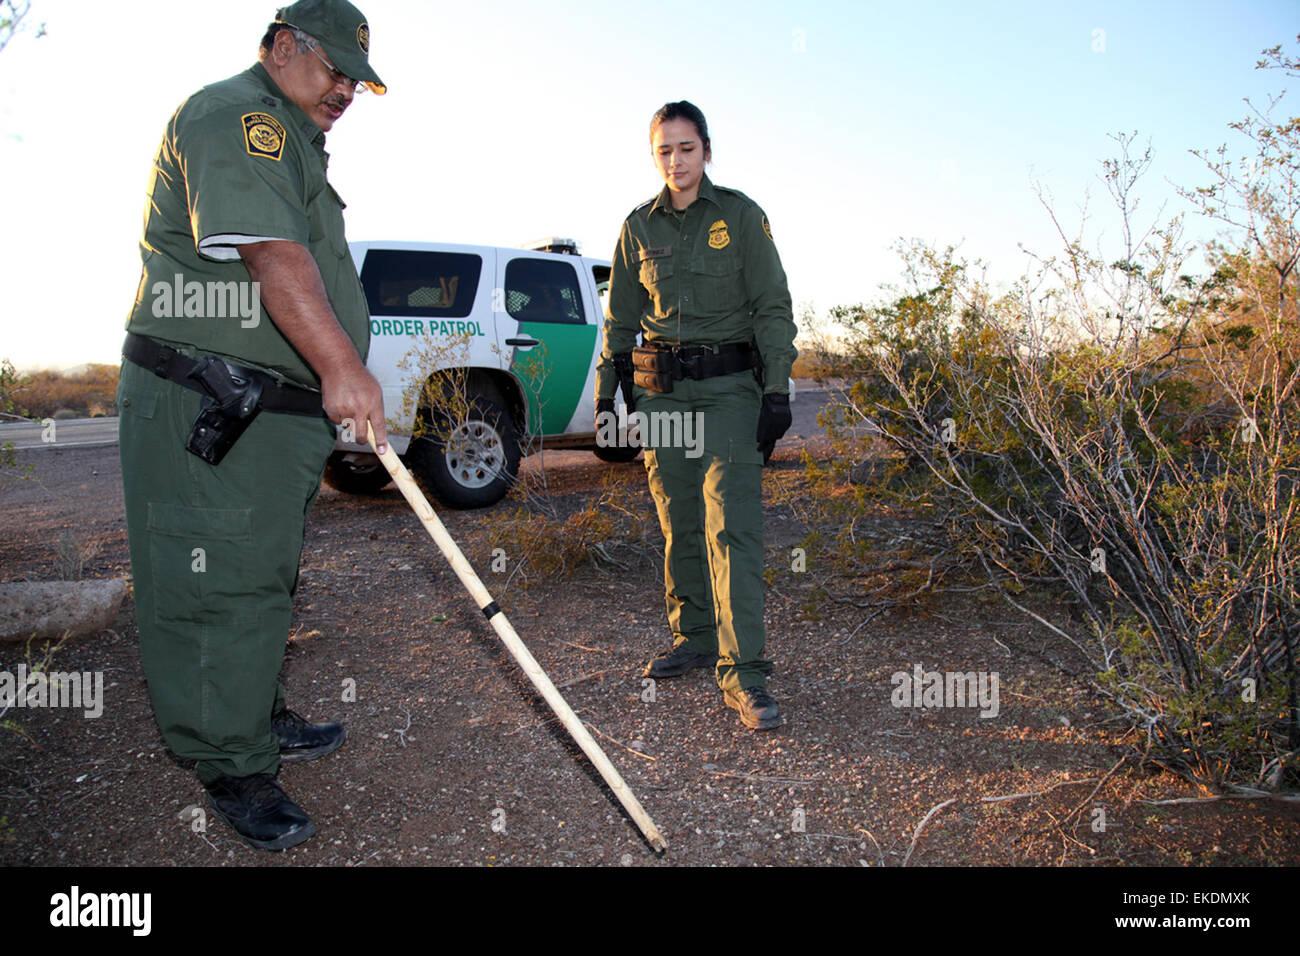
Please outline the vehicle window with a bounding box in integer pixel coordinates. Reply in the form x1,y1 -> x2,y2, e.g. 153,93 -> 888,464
360,250 -> 483,319
504,257 -> 586,325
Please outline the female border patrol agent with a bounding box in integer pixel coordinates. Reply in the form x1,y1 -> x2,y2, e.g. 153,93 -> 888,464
595,101 -> 797,730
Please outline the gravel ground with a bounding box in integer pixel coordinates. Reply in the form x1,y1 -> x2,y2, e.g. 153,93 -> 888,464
1,407 -> 1297,869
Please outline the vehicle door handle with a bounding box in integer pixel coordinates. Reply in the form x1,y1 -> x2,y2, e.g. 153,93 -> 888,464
505,337 -> 540,347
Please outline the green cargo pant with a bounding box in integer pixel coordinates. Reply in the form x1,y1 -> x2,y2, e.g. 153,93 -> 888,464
117,357 -> 336,785
636,369 -> 773,693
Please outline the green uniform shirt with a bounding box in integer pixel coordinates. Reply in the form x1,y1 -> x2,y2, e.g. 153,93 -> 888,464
597,174 -> 797,399
125,62 -> 369,389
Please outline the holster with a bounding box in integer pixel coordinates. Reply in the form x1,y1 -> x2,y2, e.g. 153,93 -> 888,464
613,353 -> 637,412
184,357 -> 265,466
122,333 -> 328,467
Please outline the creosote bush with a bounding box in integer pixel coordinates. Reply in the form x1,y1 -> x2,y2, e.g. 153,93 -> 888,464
468,468 -> 655,589
803,46 -> 1300,792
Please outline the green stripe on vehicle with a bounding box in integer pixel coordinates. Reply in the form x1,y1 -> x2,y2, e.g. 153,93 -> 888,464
512,323 -> 597,435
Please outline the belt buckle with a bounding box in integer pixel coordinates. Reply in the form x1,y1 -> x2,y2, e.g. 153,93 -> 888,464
679,343 -> 718,380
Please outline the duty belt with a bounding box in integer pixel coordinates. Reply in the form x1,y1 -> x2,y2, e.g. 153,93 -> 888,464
123,333 -> 326,418
646,341 -> 756,381
630,340 -> 759,394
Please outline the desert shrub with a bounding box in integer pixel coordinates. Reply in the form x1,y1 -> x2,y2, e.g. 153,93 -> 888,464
396,329 -> 569,514
13,364 -> 119,419
0,358 -> 28,468
468,468 -> 655,588
803,53 -> 1300,791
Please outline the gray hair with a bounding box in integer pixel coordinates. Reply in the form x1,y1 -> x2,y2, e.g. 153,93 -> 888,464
286,27 -> 318,53
258,22 -> 319,59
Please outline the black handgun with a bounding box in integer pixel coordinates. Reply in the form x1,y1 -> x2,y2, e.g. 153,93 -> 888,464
184,358 -> 265,465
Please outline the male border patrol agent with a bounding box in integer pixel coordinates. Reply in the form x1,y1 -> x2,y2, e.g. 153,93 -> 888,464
596,102 -> 797,731
118,0 -> 387,851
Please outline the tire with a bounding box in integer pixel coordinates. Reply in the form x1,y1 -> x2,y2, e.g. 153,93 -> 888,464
406,391 -> 521,509
322,451 -> 392,495
593,444 -> 642,463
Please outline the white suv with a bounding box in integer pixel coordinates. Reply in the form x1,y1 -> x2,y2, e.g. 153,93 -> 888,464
328,238 -> 638,508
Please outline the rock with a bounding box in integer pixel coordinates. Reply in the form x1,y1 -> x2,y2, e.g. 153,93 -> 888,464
0,579 -> 128,643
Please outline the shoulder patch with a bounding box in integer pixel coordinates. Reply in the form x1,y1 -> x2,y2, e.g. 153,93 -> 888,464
762,214 -> 773,242
708,219 -> 730,250
242,112 -> 286,161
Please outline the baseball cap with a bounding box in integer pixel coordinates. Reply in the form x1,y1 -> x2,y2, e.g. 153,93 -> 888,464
275,0 -> 386,95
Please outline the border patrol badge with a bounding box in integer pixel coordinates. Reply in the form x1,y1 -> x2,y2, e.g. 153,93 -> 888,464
358,22 -> 370,53
708,219 -> 730,250
242,112 -> 286,161
762,214 -> 773,241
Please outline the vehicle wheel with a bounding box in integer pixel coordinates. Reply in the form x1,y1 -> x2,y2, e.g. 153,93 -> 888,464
406,392 -> 521,509
322,451 -> 392,495
593,444 -> 642,463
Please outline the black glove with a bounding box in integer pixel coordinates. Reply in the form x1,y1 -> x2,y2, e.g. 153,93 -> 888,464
595,397 -> 615,433
612,353 -> 636,414
756,392 -> 792,463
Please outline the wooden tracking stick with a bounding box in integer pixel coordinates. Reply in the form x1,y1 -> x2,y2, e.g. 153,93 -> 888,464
365,424 -> 668,853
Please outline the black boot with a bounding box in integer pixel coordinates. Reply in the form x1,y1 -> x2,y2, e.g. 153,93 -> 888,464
644,645 -> 716,678
272,707 -> 346,763
204,773 -> 315,851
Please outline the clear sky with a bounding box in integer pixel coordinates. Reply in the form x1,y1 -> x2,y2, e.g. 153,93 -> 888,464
0,0 -> 1294,369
